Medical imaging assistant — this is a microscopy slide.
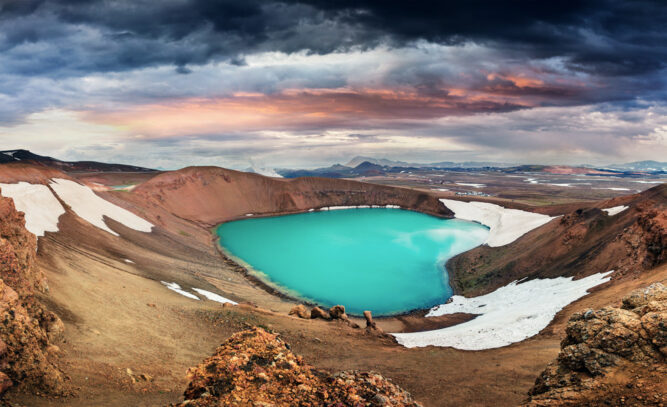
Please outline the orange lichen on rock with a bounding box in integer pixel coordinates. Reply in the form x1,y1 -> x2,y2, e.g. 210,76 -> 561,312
175,327 -> 422,406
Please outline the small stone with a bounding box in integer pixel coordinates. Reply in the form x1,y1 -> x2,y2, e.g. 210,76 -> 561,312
288,304 -> 310,319
363,310 -> 374,328
329,305 -> 348,320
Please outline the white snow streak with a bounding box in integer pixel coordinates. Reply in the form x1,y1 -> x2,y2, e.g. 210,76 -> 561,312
455,182 -> 485,188
0,182 -> 65,237
440,199 -> 554,247
393,272 -> 612,350
50,178 -> 153,236
161,281 -> 200,300
192,288 -> 237,305
602,205 -> 629,216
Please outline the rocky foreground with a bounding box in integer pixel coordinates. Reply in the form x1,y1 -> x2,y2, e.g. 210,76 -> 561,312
173,327 -> 422,407
525,283 -> 666,406
0,196 -> 69,397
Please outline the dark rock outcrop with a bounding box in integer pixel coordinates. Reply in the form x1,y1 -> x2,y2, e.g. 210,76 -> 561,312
310,306 -> 330,320
288,304 -> 310,319
174,327 -> 422,406
329,304 -> 348,320
525,283 -> 667,406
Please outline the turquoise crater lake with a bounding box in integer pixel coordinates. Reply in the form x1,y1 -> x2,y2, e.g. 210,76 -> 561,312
216,209 -> 489,316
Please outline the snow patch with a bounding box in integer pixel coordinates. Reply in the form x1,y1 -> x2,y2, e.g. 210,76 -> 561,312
441,199 -> 554,247
593,187 -> 631,191
319,205 -> 400,211
192,288 -> 237,305
124,259 -> 134,264
0,182 -> 65,237
248,167 -> 283,178
602,205 -> 629,216
50,178 -> 153,236
456,182 -> 485,188
161,281 -> 200,300
392,272 -> 612,350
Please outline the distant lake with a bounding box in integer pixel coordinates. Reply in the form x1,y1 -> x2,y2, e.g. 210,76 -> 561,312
216,209 -> 488,316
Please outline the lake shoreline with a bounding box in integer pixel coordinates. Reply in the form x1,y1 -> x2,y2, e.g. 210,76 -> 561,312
213,207 -> 488,323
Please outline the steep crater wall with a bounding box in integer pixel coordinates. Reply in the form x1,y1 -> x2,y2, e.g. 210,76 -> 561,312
131,166 -> 452,227
447,185 -> 666,297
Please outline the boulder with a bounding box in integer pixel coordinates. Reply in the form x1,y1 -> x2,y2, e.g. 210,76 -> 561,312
641,311 -> 667,352
288,304 -> 310,319
329,305 -> 348,320
621,282 -> 666,310
310,307 -> 330,320
363,310 -> 374,327
174,327 -> 423,406
525,283 -> 667,406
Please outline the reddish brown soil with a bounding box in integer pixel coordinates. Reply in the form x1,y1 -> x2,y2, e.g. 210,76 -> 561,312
0,163 -> 72,184
130,166 -> 452,226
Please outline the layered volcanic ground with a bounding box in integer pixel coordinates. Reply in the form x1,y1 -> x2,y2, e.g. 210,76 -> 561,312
0,158 -> 664,406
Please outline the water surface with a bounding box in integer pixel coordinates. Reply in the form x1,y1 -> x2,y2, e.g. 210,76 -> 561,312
217,209 -> 488,315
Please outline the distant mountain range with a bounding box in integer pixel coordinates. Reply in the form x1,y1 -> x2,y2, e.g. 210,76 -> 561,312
278,157 -> 666,179
607,160 -> 667,172
345,156 -> 514,169
0,149 -> 156,173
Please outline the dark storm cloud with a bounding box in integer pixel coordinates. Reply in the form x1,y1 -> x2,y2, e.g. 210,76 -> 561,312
0,0 -> 376,77
300,0 -> 667,77
1,0 -> 665,79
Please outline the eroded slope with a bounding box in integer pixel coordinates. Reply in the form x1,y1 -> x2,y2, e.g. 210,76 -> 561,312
130,166 -> 451,227
447,184 -> 666,296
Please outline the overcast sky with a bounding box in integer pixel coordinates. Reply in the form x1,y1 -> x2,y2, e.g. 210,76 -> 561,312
0,0 -> 666,169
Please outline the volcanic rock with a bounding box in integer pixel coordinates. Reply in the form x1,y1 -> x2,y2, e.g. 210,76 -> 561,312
524,283 -> 667,406
0,194 -> 70,396
329,304 -> 348,320
174,327 -> 422,406
0,372 -> 12,395
288,304 -> 310,319
310,306 -> 330,320
364,310 -> 375,327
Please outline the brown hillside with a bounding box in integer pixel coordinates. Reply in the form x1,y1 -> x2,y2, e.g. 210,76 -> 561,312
0,163 -> 71,184
447,184 -> 666,296
131,166 -> 451,227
